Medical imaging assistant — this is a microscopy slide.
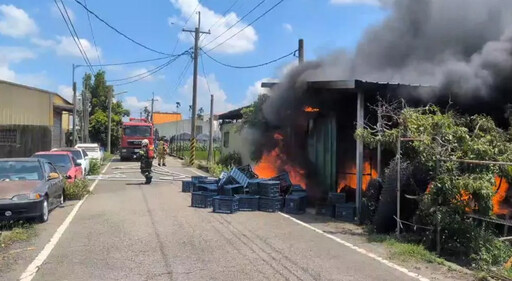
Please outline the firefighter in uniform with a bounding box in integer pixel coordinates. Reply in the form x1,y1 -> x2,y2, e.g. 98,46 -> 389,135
157,137 -> 168,166
139,139 -> 154,184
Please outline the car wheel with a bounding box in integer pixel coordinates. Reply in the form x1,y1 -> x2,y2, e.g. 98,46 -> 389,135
37,197 -> 49,223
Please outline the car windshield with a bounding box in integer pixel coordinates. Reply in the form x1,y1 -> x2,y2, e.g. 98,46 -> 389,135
59,149 -> 82,160
124,126 -> 151,137
33,154 -> 71,173
0,161 -> 43,181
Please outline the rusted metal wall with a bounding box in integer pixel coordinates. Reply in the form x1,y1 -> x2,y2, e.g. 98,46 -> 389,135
307,115 -> 337,193
0,125 -> 51,158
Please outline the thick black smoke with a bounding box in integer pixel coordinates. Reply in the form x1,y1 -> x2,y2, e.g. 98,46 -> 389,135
252,0 -> 512,190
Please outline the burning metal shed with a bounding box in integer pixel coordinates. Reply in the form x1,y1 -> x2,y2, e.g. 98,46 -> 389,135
260,79 -> 443,217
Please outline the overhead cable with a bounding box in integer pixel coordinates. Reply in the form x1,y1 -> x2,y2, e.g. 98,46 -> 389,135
207,0 -> 286,52
74,0 -> 171,55
111,57 -> 181,87
53,0 -> 94,73
201,0 -> 266,49
201,49 -> 296,69
83,0 -> 102,66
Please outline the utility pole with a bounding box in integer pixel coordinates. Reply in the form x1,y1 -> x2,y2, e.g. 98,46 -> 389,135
183,11 -> 210,166
149,92 -> 157,123
298,39 -> 304,64
107,88 -> 112,154
207,94 -> 214,164
72,64 -> 77,146
81,86 -> 86,143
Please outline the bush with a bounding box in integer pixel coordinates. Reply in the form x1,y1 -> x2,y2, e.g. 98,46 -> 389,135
208,164 -> 229,178
103,153 -> 113,163
218,152 -> 242,168
0,223 -> 35,248
89,159 -> 101,175
65,179 -> 91,200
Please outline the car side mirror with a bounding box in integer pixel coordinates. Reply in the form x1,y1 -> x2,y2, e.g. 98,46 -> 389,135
75,162 -> 82,166
48,173 -> 60,180
66,175 -> 72,179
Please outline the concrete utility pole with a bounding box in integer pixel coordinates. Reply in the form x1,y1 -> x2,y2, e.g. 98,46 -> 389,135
108,90 -> 127,154
183,11 -> 210,166
72,64 -> 77,146
298,39 -> 304,64
207,94 -> 214,164
149,92 -> 157,123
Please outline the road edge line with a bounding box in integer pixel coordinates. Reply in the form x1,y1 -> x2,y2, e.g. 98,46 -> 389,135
278,212 -> 430,281
18,161 -> 112,281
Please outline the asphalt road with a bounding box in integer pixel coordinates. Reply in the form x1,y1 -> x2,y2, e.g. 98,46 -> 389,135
6,158 -> 444,281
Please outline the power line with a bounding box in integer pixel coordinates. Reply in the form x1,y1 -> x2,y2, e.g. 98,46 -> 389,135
170,1 -> 201,56
200,53 -> 212,95
207,0 -> 286,52
173,57 -> 193,93
202,49 -> 296,69
76,55 -> 176,67
74,0 -> 171,55
111,57 -> 181,87
205,0 -> 241,33
201,0 -> 266,49
53,0 -> 94,73
107,50 -> 190,82
83,0 -> 102,66
60,0 -> 94,71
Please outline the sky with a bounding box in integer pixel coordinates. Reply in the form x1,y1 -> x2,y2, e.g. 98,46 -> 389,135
0,0 -> 387,117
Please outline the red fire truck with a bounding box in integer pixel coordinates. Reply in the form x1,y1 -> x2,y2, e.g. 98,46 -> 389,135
120,118 -> 154,161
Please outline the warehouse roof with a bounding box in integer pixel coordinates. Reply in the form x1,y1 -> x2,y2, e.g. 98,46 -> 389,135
0,79 -> 73,105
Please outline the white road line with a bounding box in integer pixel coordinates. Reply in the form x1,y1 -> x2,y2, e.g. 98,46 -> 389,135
19,161 -> 112,281
278,213 -> 430,281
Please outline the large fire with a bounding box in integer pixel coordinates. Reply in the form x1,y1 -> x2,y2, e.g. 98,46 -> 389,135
493,176 -> 510,215
253,133 -> 307,188
337,162 -> 378,192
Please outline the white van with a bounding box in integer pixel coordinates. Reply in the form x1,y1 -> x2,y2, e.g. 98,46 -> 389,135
75,143 -> 102,163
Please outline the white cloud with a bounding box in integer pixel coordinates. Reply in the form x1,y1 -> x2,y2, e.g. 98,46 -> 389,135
170,0 -> 258,54
0,46 -> 36,83
123,96 -> 150,117
283,23 -> 293,32
51,3 -> 75,22
55,36 -> 102,59
0,4 -> 38,38
153,96 -> 177,113
31,38 -> 56,47
58,85 -> 74,101
178,74 -> 235,114
330,0 -> 381,5
243,78 -> 278,105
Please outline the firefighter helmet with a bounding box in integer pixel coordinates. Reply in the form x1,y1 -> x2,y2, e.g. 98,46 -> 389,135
141,139 -> 149,146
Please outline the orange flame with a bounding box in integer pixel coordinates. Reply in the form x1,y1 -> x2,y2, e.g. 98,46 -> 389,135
337,162 -> 378,192
304,106 -> 320,112
493,176 -> 510,215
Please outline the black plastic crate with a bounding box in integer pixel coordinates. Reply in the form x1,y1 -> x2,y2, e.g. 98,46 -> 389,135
198,178 -> 219,185
236,165 -> 259,179
194,183 -> 218,193
328,192 -> 346,205
220,184 -> 244,196
270,173 -> 293,194
181,181 -> 194,192
236,195 -> 259,211
315,203 -> 335,217
284,194 -> 307,214
191,192 -> 217,208
335,203 -> 356,222
213,196 -> 239,214
258,180 -> 280,197
290,184 -> 307,195
258,196 -> 283,212
191,176 -> 208,183
218,168 -> 250,188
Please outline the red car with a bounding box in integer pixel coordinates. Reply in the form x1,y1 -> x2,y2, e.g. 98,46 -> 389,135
31,151 -> 83,183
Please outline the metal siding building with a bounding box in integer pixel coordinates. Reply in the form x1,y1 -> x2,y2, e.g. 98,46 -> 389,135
0,80 -> 74,157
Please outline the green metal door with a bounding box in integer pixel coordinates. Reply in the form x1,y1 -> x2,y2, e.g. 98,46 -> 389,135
307,115 -> 337,194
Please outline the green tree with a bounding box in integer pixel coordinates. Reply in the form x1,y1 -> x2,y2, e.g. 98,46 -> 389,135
82,71 -> 129,151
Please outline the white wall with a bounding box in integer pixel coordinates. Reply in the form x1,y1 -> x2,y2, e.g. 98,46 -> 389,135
220,122 -> 253,165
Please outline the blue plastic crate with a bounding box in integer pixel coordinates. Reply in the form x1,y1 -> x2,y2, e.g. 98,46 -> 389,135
181,181 -> 194,192
236,195 -> 259,211
191,192 -> 217,208
213,196 -> 239,214
236,165 -> 259,179
191,176 -> 208,183
328,192 -> 346,205
335,203 -> 356,222
220,184 -> 244,196
258,196 -> 283,212
315,203 -> 335,217
284,194 -> 307,214
258,181 -> 280,197
194,183 -> 218,193
290,185 -> 306,195
247,179 -> 262,195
